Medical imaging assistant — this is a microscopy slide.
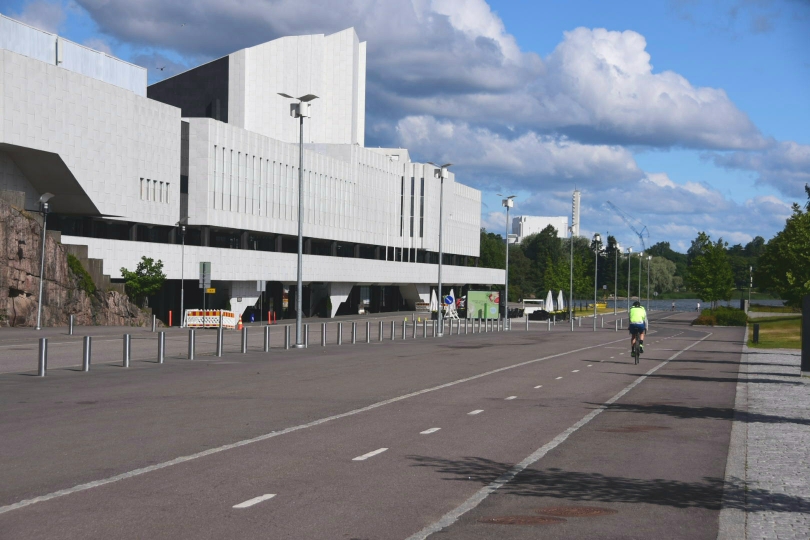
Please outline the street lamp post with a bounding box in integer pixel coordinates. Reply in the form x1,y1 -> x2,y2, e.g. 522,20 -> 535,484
647,255 -> 652,311
498,194 -> 515,329
35,193 -> 54,330
614,242 -> 620,315
638,252 -> 643,310
279,92 -> 319,348
177,217 -> 188,327
626,247 -> 633,313
569,225 -> 574,331
593,233 -> 601,331
428,163 -> 451,337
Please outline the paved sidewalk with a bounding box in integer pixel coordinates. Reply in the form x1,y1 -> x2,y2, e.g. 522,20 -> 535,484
719,344 -> 810,539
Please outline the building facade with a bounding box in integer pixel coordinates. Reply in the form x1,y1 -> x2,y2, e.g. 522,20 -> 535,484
511,215 -> 570,243
0,14 -> 502,321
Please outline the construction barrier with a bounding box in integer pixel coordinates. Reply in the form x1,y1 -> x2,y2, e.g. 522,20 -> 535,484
184,310 -> 237,329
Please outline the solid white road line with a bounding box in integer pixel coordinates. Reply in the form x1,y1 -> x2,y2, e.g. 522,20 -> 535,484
505,396 -> 517,400
555,376 -> 563,380
233,494 -> 276,509
587,365 -> 592,367
420,428 -> 441,435
406,331 -> 713,540
0,334 -> 632,516
571,370 -> 579,373
468,410 -> 484,415
353,448 -> 388,461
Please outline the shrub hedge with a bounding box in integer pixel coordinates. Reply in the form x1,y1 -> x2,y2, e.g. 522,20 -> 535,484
702,306 -> 747,326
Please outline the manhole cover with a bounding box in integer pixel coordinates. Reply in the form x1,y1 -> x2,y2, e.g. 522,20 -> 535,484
479,516 -> 565,525
597,425 -> 671,433
536,506 -> 618,517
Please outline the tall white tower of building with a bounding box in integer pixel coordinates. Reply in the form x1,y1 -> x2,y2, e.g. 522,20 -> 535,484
571,190 -> 581,237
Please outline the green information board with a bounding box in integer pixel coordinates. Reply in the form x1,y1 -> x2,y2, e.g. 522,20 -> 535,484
467,290 -> 500,319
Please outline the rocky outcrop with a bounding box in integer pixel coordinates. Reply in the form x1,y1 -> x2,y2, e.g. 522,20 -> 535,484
0,191 -> 153,327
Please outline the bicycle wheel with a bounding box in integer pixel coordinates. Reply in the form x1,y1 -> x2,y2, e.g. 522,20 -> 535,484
633,340 -> 639,365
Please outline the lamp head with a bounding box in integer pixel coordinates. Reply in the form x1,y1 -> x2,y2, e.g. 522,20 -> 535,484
627,247 -> 633,254
593,233 -> 601,243
39,193 -> 54,204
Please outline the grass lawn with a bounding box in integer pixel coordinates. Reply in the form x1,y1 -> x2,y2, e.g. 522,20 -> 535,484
748,316 -> 801,349
749,303 -> 800,314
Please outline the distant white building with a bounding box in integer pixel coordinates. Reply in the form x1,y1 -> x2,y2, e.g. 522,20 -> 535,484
511,216 -> 569,242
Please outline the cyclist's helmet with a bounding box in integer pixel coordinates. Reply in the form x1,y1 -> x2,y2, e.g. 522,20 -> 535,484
632,301 -> 641,307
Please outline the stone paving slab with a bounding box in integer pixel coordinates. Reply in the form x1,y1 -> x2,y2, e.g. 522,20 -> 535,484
719,342 -> 810,540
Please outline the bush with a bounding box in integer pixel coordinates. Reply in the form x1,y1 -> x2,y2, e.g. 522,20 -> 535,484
67,254 -> 96,295
702,306 -> 747,326
692,314 -> 717,326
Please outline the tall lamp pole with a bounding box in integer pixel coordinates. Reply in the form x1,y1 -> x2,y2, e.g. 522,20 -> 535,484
498,194 -> 515,328
279,92 -> 319,348
35,193 -> 55,330
638,252 -> 643,310
177,217 -> 188,327
569,225 -> 574,331
429,162 -> 452,336
647,255 -> 652,311
614,243 -> 620,315
626,247 -> 633,313
592,233 -> 601,331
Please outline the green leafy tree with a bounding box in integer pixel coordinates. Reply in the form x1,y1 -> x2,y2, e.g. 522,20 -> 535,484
649,256 -> 677,294
756,196 -> 810,308
479,229 -> 505,269
120,256 -> 167,307
687,233 -> 734,309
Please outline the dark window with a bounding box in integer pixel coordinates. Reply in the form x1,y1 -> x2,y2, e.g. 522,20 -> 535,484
419,178 -> 425,237
400,176 -> 405,236
409,177 -> 415,237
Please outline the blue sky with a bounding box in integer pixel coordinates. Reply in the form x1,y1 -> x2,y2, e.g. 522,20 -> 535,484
3,0 -> 808,252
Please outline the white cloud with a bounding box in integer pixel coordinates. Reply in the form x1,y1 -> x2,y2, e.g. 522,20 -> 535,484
708,140 -> 810,198
10,0 -> 66,33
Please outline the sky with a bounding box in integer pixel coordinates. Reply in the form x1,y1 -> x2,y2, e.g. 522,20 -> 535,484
3,0 -> 808,253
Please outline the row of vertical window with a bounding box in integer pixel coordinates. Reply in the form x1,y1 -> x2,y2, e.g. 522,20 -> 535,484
140,178 -> 170,203
399,176 -> 425,238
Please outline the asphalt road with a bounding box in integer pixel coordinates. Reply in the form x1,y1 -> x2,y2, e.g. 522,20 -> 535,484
0,311 -> 744,539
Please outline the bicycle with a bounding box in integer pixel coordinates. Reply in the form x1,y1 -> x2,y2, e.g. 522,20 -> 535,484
630,329 -> 641,365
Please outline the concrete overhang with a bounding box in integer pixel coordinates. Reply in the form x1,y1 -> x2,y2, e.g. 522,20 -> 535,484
0,143 -> 104,216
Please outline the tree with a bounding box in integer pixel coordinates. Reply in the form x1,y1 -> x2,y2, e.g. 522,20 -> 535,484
756,199 -> 810,308
478,229 -> 505,269
687,233 -> 734,309
121,257 -> 167,307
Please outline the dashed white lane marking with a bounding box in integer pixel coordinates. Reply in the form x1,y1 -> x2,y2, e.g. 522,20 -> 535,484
505,396 -> 517,400
1,334 -> 634,516
610,356 -> 615,359
420,428 -> 441,435
571,370 -> 579,373
555,376 -> 563,380
587,365 -> 593,367
534,385 -> 543,389
352,448 -> 388,461
233,494 -> 276,508
407,331 -> 713,540
468,410 -> 484,415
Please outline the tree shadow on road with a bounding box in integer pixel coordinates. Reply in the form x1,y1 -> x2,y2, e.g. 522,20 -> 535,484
608,371 -> 804,386
588,402 -> 810,426
407,456 -> 810,513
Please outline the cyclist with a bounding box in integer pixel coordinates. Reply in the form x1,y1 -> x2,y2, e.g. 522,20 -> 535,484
628,301 -> 647,354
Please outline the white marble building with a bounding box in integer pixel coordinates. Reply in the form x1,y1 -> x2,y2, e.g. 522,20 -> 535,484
512,215 -> 570,243
0,14 -> 502,321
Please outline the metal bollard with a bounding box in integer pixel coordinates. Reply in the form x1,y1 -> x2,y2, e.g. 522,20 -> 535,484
352,322 -> 357,344
526,316 -> 529,331
82,335 -> 92,371
124,334 -> 132,366
157,332 -> 165,363
579,317 -> 582,327
620,318 -> 623,329
391,320 -> 395,341
601,316 -> 604,328
216,325 -> 224,357
69,314 -> 74,335
338,322 -> 343,345
753,323 -> 760,344
412,318 -> 417,339
241,327 -> 248,353
38,338 -> 48,376
379,320 -> 384,342
263,326 -> 271,352
285,325 -> 291,349
188,330 -> 195,360
366,321 -> 371,344
152,314 -> 157,333
305,324 -> 309,348
322,323 -> 327,347
548,318 -> 551,331
465,318 -> 469,334
402,319 -> 406,340
615,319 -> 618,332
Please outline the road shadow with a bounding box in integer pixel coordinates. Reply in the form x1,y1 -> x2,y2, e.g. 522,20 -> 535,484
588,402 -> 810,427
608,371 -> 804,387
407,457 -> 810,513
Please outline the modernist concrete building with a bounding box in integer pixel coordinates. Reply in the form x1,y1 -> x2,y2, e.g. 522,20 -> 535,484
511,215 -> 570,243
0,14 -> 502,322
